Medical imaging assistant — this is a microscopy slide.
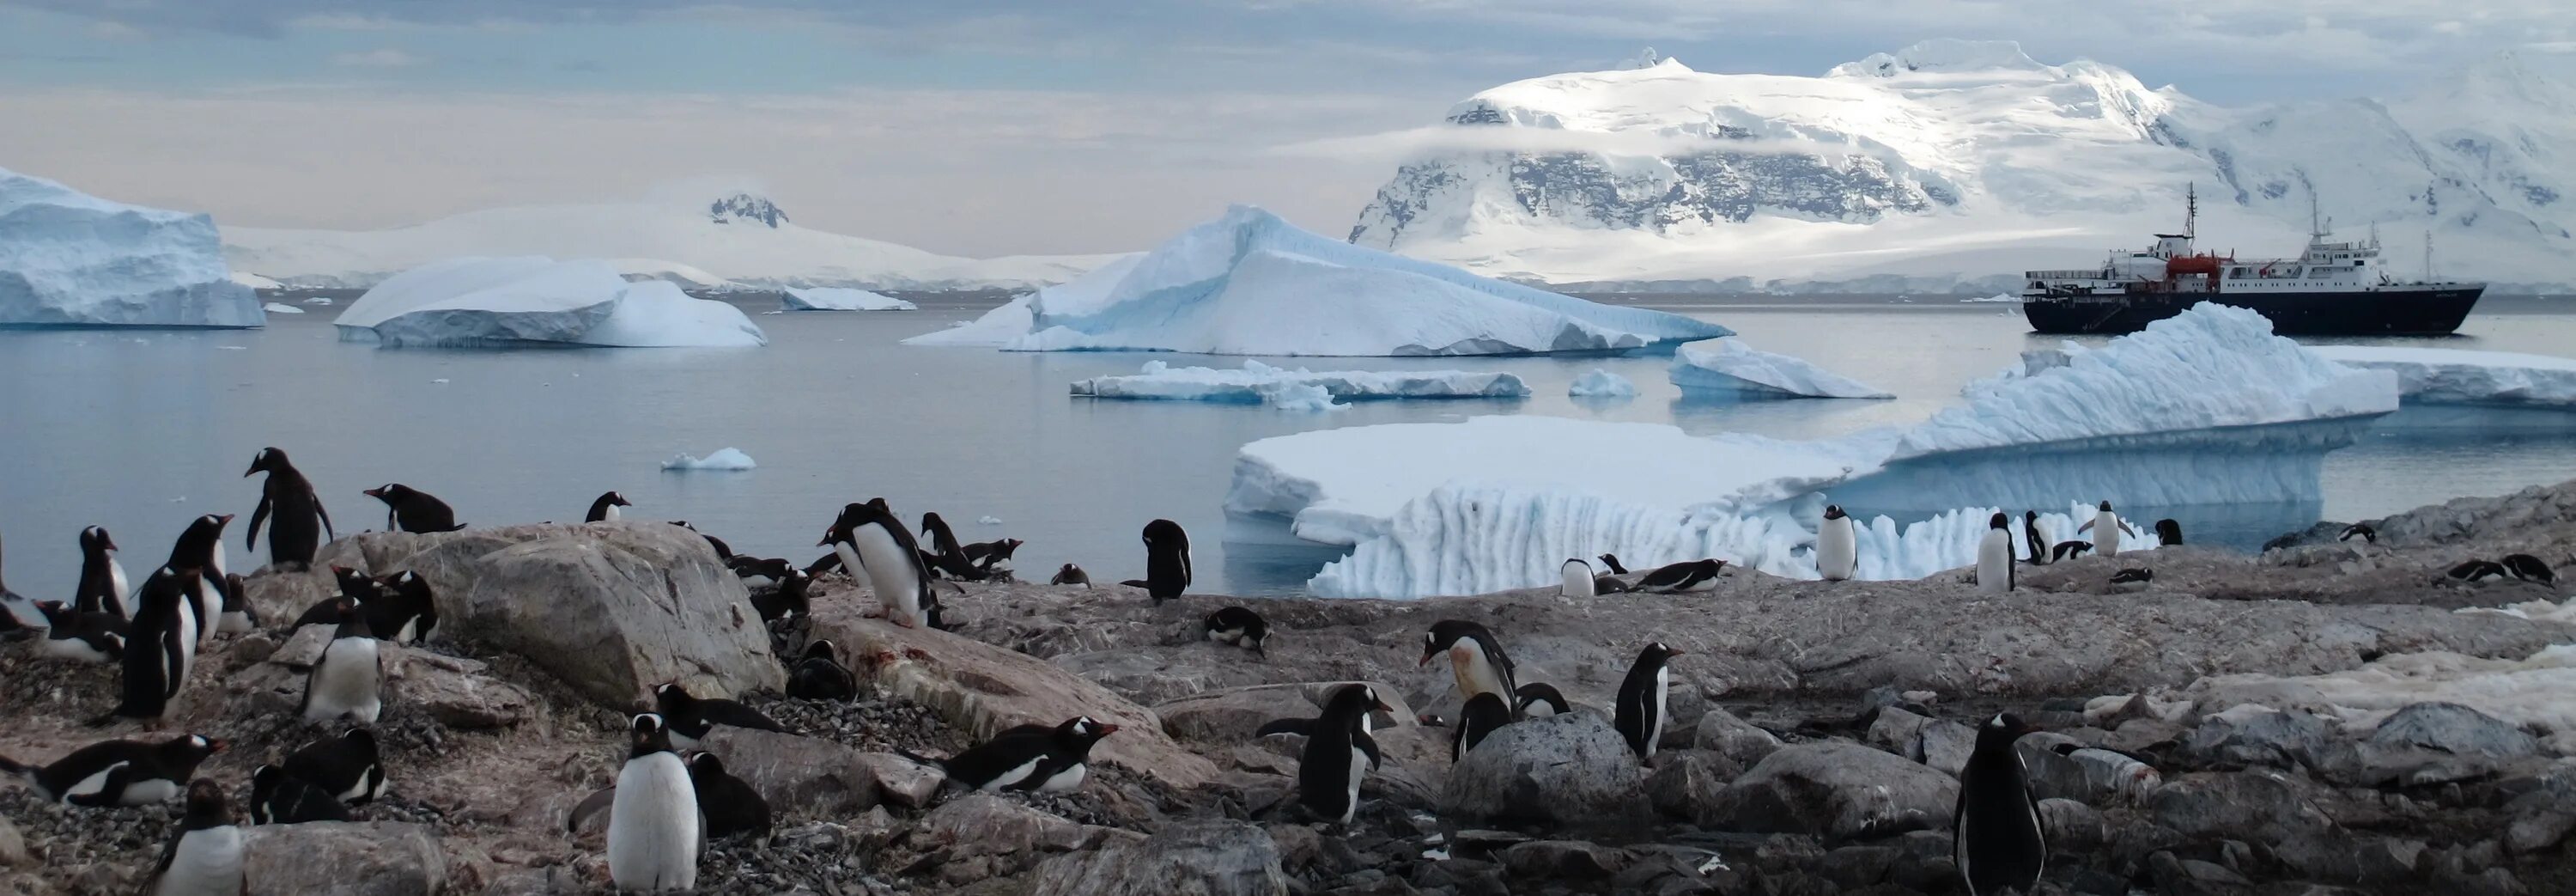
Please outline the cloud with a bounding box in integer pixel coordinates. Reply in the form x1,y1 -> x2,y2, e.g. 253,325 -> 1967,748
328,47 -> 422,67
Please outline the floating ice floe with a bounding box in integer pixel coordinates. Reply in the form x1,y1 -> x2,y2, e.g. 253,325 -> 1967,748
662,448 -> 756,471
976,515 -> 1002,526
1,166 -> 263,328
2310,345 -> 2576,410
1266,382 -> 1346,412
333,257 -> 767,348
781,286 -> 917,311
1670,338 -> 1893,399
1567,369 -> 1637,399
1072,359 -> 1529,404
907,206 -> 1728,356
305,297 -> 335,306
263,302 -> 304,314
232,271 -> 283,290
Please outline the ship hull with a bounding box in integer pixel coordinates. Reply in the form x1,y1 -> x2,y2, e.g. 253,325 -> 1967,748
2021,288 -> 2485,336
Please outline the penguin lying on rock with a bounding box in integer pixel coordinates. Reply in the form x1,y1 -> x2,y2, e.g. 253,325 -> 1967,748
899,716 -> 1117,794
652,683 -> 790,750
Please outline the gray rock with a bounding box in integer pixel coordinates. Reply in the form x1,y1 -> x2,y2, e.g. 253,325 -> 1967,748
1029,820 -> 1288,896
2370,702 -> 2540,759
389,648 -> 533,729
1692,705 -> 1780,769
0,818 -> 23,867
241,821 -> 444,896
702,728 -> 880,817
920,795 -> 1130,857
1644,750 -> 1728,820
2506,809 -> 2576,853
1442,712 -> 1649,830
854,753 -> 943,808
1868,706 -> 1973,776
1499,840 -> 1629,879
2149,771 -> 2351,877
2182,705 -> 2331,770
1704,741 -> 1958,839
2038,798 -> 2106,848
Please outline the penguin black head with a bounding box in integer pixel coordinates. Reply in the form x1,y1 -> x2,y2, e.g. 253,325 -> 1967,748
1059,716 -> 1121,752
1637,641 -> 1686,666
1323,684 -> 1395,721
802,639 -> 838,662
1142,518 -> 1186,548
630,713 -> 675,755
161,734 -> 226,765
250,763 -> 286,802
180,778 -> 235,827
170,515 -> 235,564
363,485 -> 404,502
328,597 -> 375,638
1977,712 -> 2038,750
1419,619 -> 1498,667
2098,500 -> 2114,511
684,750 -> 727,776
1823,504 -> 1847,521
1204,606 -> 1271,657
1988,512 -> 2010,530
81,525 -> 118,553
599,491 -> 629,507
245,447 -> 289,477
651,681 -> 698,712
32,600 -> 70,626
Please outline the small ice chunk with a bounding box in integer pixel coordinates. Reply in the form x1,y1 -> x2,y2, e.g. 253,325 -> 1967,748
1567,369 -> 1637,398
976,515 -> 1003,526
1262,381 -> 1346,412
662,448 -> 756,471
429,378 -> 449,384
305,297 -> 335,305
264,302 -> 305,314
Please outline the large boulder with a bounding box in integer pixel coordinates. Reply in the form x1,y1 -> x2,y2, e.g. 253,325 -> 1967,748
1705,741 -> 1958,839
2369,702 -> 2540,759
242,822 -> 444,896
1030,820 -> 1289,896
2181,704 -> 2332,771
1442,711 -> 1648,830
701,728 -> 883,817
314,522 -> 780,707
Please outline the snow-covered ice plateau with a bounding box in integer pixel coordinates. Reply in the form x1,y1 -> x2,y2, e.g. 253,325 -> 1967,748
2309,346 -> 2576,410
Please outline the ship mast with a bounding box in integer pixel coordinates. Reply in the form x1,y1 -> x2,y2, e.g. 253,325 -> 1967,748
2185,182 -> 2197,241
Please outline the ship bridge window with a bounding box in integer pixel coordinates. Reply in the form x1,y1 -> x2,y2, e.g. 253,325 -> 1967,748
2311,268 -> 2333,278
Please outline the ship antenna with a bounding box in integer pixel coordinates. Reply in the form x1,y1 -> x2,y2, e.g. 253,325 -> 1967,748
2424,229 -> 2435,283
2308,192 -> 2325,239
2184,182 -> 2197,241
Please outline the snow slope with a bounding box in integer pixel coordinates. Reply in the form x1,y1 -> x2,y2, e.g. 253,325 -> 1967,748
782,286 -> 917,311
1351,41 -> 2576,290
1072,360 -> 1528,403
926,205 -> 1729,356
1670,338 -> 1893,399
1,167 -> 263,328
2309,345 -> 2576,409
334,256 -> 766,348
226,192 -> 1122,291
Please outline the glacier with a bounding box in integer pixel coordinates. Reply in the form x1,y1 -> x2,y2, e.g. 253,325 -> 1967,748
1567,369 -> 1637,399
1071,360 -> 1529,404
1236,302 -> 2394,598
333,256 -> 768,348
1669,338 -> 1893,399
783,286 -> 916,312
913,205 -> 1729,357
1,166 -> 264,328
2308,346 -> 2576,410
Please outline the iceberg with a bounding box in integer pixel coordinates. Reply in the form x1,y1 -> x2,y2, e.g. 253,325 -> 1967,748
1670,338 -> 1893,399
782,286 -> 917,312
263,302 -> 304,314
1072,360 -> 1529,404
1,167 -> 263,328
2309,345 -> 2576,409
1266,382 -> 1346,412
232,271 -> 283,290
662,448 -> 756,471
914,206 -> 1729,356
1567,369 -> 1637,398
334,257 -> 767,348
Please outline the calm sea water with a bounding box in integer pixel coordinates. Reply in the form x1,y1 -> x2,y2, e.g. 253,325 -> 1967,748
3,296 -> 2573,599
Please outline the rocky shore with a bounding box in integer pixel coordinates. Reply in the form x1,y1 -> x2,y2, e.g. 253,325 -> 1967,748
4,481 -> 2575,894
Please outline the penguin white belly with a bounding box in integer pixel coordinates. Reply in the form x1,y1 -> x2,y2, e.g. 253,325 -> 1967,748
1448,645 -> 1508,703
191,581 -> 222,646
218,610 -> 254,635
1817,518 -> 1858,582
1560,563 -> 1595,599
1977,533 -> 2014,595
305,637 -> 383,723
170,610 -> 200,696
120,776 -> 183,807
1342,746 -> 1368,824
1206,627 -> 1242,644
42,634 -> 113,664
392,618 -> 419,644
1520,699 -> 1558,719
981,756 -> 1045,792
2094,512 -> 2121,557
64,763 -> 125,802
607,753 -> 701,892
153,826 -> 244,896
602,505 -> 621,522
1034,763 -> 1086,793
846,528 -> 926,627
108,559 -> 130,618
1644,666 -> 1670,759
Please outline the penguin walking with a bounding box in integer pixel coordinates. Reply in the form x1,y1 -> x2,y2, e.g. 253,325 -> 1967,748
1613,642 -> 1686,759
301,599 -> 382,724
1560,558 -> 1598,598
283,728 -> 386,806
785,640 -> 858,702
1050,564 -> 1091,588
2075,501 -> 2135,557
2501,554 -> 2556,587
244,448 -> 335,570
0,734 -> 222,806
683,752 -> 772,838
1140,519 -> 1192,604
247,765 -> 350,825
653,682 -> 790,749
1817,505 -> 1858,582
917,512 -> 987,581
33,600 -> 125,664
1451,692 -> 1510,762
165,514 -> 236,645
607,713 -> 702,893
902,716 -> 1119,793
362,484 -> 465,533
140,779 -> 245,896
2154,519 -> 2184,547
818,499 -> 940,630
1637,559 -> 1726,594
586,491 -> 631,522
2337,523 -> 2378,545
728,556 -> 793,589
104,567 -> 204,722
1514,682 -> 1573,718
1297,684 -> 1389,826
2021,511 -> 2048,566
1978,513 -> 2015,595
1420,620 -> 1518,710
1203,606 -> 1271,658
1954,713 -> 2048,896
75,526 -> 130,619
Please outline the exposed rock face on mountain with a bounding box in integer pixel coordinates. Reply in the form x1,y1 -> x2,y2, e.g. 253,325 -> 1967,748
708,192 -> 788,228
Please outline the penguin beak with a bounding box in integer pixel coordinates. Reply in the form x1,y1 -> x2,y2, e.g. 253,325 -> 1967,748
216,514 -> 235,524
363,487 -> 385,497
1417,650 -> 1433,667
206,738 -> 228,753
241,463 -> 257,478
1374,700 -> 1395,714
1666,647 -> 1688,656
1098,723 -> 1121,736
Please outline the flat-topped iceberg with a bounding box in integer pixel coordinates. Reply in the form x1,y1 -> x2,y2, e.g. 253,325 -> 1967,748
1,166 -> 263,328
1072,360 -> 1529,405
2310,345 -> 2576,409
1568,369 -> 1637,398
663,448 -> 756,471
334,256 -> 766,348
783,286 -> 916,311
913,205 -> 1729,356
1671,338 -> 1893,399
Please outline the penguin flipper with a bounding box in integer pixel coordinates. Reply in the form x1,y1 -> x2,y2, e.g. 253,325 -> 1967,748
68,765 -> 136,808
139,818 -> 186,896
1117,579 -> 1150,589
2076,520 -> 2095,533
315,501 -> 336,542
1253,718 -> 1312,738
1356,732 -> 1383,771
247,495 -> 271,552
565,784 -> 616,833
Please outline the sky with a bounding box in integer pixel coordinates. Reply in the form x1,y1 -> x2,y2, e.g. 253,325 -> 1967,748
1,1 -> 2567,256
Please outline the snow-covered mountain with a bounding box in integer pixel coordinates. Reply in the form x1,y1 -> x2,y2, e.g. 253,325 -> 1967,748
224,192 -> 1123,291
1350,40 -> 2576,291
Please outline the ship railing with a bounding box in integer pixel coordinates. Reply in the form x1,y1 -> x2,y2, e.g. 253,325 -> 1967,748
2024,269 -> 2108,280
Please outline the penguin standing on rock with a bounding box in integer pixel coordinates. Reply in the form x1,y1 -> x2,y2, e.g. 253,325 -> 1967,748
1297,684 -> 1389,826
1596,554 -> 1629,576
1954,713 -> 2048,896
1050,564 -> 1091,588
2076,501 -> 2136,557
140,779 -> 245,896
1139,519 -> 1192,604
962,538 -> 1023,570
283,728 -> 386,806
2050,541 -> 2094,563
901,716 -> 1119,793
2108,569 -> 2154,593
1421,620 -> 1518,710
1978,513 -> 2015,595
2337,523 -> 2378,545
362,484 -> 465,533
244,448 -> 335,570
104,567 -> 203,722
165,515 -> 236,646
2154,519 -> 2184,547
785,640 -> 857,702
653,683 -> 790,749
586,491 -> 631,522
1514,683 -> 1572,718
2502,554 -> 2556,587
917,512 -> 987,581
301,599 -> 382,724
1817,505 -> 1858,582
819,499 -> 940,630
372,570 -> 437,643
1560,558 -> 1598,598
607,713 -> 702,893
75,526 -> 130,619
1451,692 -> 1510,762
0,733 -> 223,806
747,568 -> 811,625
2021,512 -> 2048,566
1204,606 -> 1271,658
1613,642 -> 1686,759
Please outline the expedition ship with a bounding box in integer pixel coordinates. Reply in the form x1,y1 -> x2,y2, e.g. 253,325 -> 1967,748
2020,188 -> 2484,335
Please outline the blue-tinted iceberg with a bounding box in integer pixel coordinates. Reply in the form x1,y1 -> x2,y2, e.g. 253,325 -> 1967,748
913,205 -> 1729,356
1670,338 -> 1892,399
1072,360 -> 1528,404
2310,345 -> 2576,410
334,257 -> 767,347
0,167 -> 263,328
782,286 -> 916,311
1568,369 -> 1637,398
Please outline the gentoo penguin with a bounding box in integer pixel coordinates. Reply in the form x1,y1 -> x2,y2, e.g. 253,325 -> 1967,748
2108,568 -> 2154,593
361,484 -> 465,533
1560,558 -> 1598,598
1140,519 -> 1193,604
670,521 -> 735,560
902,716 -> 1119,793
2502,554 -> 2557,587
1977,513 -> 2015,595
2021,510 -> 2048,566
165,514 -> 235,645
1050,564 -> 1091,588
1637,558 -> 1726,593
747,568 -> 811,625
1451,692 -> 1510,762
2075,501 -> 2134,557
1420,620 -> 1518,709
2154,519 -> 2184,547
288,569 -> 383,631
247,765 -> 349,825
962,538 -> 1023,570
1515,682 -> 1573,718
1255,684 -> 1394,740
1817,505 -> 1858,582
2050,540 -> 2094,563
282,728 -> 386,806
140,779 -> 245,896
104,567 -> 203,722
1297,683 -> 1389,826
653,682 -> 790,749
1954,713 -> 2048,896
2337,523 -> 2378,545
784,639 -> 858,702
917,512 -> 986,581
2446,559 -> 2512,583
372,570 -> 437,643
1613,642 -> 1686,759
0,733 -> 222,806
301,599 -> 382,724
217,572 -> 256,634
683,752 -> 772,838
1203,606 -> 1271,658
819,499 -> 940,630
75,526 -> 130,619
728,556 -> 793,588
244,447 -> 335,571
33,600 -> 125,664
586,491 -> 631,522
1596,553 -> 1630,576
608,713 -> 702,893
